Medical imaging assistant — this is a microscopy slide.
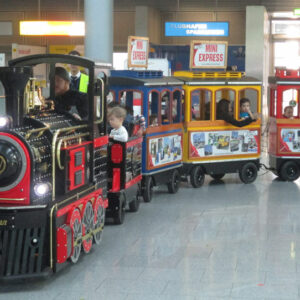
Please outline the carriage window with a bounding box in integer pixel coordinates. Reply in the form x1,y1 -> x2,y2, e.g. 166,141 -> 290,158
149,91 -> 159,126
119,90 -> 142,118
0,81 -> 5,114
238,89 -> 258,120
172,90 -> 181,123
161,91 -> 170,125
282,89 -> 299,119
107,91 -> 115,103
191,89 -> 211,121
216,89 -> 235,120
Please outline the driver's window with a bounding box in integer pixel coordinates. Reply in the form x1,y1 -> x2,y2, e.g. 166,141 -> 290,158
0,81 -> 5,114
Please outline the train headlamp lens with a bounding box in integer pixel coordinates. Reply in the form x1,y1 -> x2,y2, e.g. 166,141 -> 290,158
0,116 -> 12,128
0,117 -> 8,127
34,182 -> 51,196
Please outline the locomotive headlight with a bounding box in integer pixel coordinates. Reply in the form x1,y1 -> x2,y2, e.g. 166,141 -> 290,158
34,182 -> 51,196
0,116 -> 12,128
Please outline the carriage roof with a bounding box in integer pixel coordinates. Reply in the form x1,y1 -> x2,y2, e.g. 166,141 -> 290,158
109,70 -> 183,87
174,71 -> 261,86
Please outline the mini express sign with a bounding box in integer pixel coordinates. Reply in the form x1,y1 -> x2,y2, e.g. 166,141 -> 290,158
190,41 -> 228,69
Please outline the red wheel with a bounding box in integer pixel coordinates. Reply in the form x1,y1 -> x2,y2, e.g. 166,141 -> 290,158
82,201 -> 94,253
93,196 -> 105,245
68,208 -> 82,263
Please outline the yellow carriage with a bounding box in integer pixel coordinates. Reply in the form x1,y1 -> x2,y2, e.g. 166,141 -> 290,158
174,71 -> 262,187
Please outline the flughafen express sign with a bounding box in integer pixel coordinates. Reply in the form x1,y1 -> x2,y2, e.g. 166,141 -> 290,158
165,22 -> 229,37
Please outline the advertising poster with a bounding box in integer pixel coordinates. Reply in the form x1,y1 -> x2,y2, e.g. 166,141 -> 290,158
190,40 -> 228,69
190,130 -> 259,158
12,43 -> 47,84
148,134 -> 182,169
49,45 -> 84,56
128,36 -> 149,68
280,128 -> 300,153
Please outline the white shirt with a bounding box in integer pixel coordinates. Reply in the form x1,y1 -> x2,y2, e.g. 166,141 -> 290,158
69,71 -> 81,79
110,126 -> 128,142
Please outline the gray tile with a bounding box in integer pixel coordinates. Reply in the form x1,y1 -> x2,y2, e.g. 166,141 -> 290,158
231,283 -> 298,299
163,280 -> 232,297
97,278 -> 168,295
139,267 -> 205,282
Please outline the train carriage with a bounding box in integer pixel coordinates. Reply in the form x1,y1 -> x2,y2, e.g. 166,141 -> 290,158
268,68 -> 300,181
174,71 -> 262,187
108,70 -> 184,202
0,54 -> 110,279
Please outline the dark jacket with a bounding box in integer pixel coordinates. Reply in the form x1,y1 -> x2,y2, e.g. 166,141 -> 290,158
54,89 -> 88,119
221,114 -> 254,127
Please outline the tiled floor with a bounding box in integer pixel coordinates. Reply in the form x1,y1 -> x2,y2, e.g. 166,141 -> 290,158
2,156 -> 300,299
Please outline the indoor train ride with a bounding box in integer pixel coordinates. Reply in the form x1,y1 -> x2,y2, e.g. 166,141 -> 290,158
174,70 -> 262,187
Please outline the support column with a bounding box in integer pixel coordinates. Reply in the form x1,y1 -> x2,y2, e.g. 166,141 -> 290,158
245,6 -> 270,119
135,6 -> 148,37
84,0 -> 113,63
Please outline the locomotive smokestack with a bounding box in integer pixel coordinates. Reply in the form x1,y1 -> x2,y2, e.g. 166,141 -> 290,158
0,67 -> 31,127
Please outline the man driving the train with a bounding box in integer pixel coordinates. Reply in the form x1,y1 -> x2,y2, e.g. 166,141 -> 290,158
54,66 -> 88,119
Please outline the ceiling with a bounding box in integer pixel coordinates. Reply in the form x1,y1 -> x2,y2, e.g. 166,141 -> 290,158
0,0 -> 299,13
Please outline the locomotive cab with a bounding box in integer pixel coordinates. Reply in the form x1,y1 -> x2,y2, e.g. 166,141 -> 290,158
268,68 -> 300,181
0,54 -> 110,279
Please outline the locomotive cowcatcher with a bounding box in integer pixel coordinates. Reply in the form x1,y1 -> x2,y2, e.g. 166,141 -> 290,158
0,54 -> 110,279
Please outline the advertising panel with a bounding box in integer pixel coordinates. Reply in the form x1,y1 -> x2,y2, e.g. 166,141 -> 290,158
49,45 -> 84,55
190,130 -> 259,159
12,44 -> 46,84
165,22 -> 229,37
190,40 -> 228,69
280,128 -> 300,153
128,36 -> 149,68
148,134 -> 182,169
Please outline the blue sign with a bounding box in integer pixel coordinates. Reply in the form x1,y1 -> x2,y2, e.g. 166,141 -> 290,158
165,22 -> 229,37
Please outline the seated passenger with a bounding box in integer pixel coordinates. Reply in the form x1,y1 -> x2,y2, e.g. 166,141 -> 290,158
240,98 -> 254,120
283,105 -> 294,119
54,67 -> 88,119
217,98 -> 256,127
108,106 -> 128,142
149,114 -> 158,127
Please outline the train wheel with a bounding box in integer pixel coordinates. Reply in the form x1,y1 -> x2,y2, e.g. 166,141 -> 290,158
143,176 -> 153,203
239,162 -> 258,183
190,166 -> 205,188
167,169 -> 180,194
82,201 -> 94,253
69,208 -> 82,263
129,194 -> 140,212
113,192 -> 126,225
280,161 -> 300,181
93,196 -> 105,245
210,173 -> 225,180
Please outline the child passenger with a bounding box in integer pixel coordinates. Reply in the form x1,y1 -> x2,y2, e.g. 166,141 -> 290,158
108,106 -> 128,142
283,106 -> 294,119
240,98 -> 254,120
149,114 -> 158,126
